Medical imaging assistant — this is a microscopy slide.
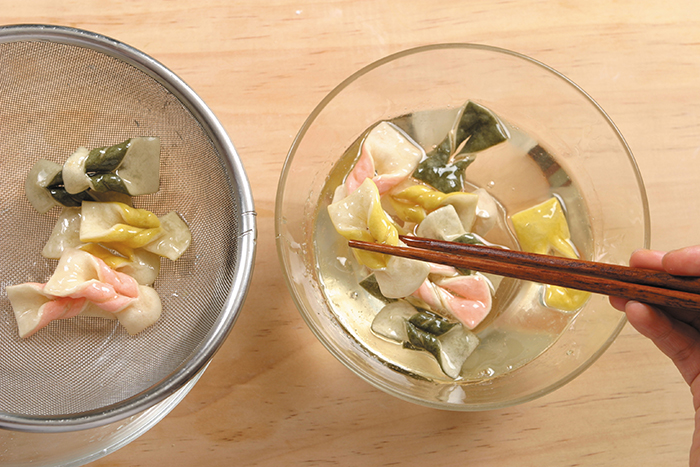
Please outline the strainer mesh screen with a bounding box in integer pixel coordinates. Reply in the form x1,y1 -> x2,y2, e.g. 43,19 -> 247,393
0,39 -> 240,416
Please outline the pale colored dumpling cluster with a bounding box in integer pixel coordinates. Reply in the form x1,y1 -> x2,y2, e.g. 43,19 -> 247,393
326,102 -> 590,379
339,121 -> 425,196
62,137 -> 160,197
327,120 -> 503,379
328,121 -> 499,326
6,249 -> 161,338
7,138 -> 191,338
25,137 -> 161,214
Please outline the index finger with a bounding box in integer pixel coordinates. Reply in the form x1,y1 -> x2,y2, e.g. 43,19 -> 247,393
663,245 -> 700,276
629,249 -> 666,270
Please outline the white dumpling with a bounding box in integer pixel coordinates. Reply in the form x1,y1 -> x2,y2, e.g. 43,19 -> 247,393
371,300 -> 417,343
62,146 -> 92,194
416,204 -> 466,241
6,283 -> 88,338
373,253 -> 431,299
328,178 -> 380,237
345,122 -> 425,194
113,285 -> 162,335
115,249 -> 161,285
440,191 -> 478,232
472,187 -> 498,236
328,178 -> 382,236
367,122 -> 425,193
434,325 -> 480,379
25,159 -> 63,214
331,183 -> 349,204
141,211 -> 192,261
115,136 -> 161,196
42,207 -> 83,259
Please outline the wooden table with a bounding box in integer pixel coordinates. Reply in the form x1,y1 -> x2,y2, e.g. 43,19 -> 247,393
5,1 -> 700,465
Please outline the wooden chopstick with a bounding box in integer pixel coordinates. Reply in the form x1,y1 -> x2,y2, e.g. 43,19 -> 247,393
398,235 -> 700,295
346,236 -> 700,313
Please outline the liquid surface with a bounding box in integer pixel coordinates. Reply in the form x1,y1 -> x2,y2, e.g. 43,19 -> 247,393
313,104 -> 592,383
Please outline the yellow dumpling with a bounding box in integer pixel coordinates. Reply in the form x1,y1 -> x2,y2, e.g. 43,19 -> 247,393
543,285 -> 591,312
80,201 -> 162,251
327,178 -> 399,270
511,197 -> 590,312
389,184 -> 478,231
511,197 -> 577,257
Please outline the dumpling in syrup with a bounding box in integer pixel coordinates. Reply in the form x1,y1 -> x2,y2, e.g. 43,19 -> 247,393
328,177 -> 430,297
343,121 -> 425,196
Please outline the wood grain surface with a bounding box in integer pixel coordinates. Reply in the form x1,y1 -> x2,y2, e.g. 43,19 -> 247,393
4,1 -> 700,466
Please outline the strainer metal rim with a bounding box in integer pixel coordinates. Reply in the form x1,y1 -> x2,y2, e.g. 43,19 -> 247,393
0,24 -> 257,432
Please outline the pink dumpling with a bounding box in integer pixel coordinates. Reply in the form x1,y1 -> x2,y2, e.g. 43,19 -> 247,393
436,274 -> 493,330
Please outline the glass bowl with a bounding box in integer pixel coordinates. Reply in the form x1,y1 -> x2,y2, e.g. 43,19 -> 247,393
276,44 -> 649,410
0,366 -> 205,467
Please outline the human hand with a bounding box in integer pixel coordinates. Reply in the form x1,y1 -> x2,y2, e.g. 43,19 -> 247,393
609,246 -> 700,466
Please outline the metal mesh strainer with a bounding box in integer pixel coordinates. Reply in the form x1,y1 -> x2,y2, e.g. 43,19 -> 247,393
0,25 -> 256,432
